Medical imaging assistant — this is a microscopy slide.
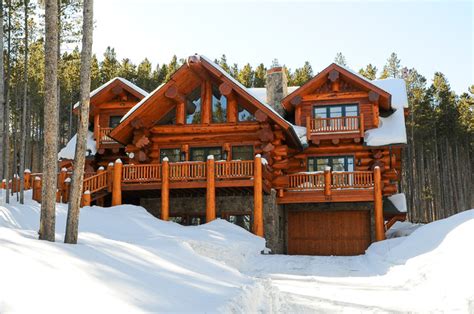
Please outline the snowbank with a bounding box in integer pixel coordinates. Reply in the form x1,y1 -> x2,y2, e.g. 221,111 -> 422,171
388,192 -> 407,212
364,107 -> 407,146
386,220 -> 422,238
58,131 -> 97,160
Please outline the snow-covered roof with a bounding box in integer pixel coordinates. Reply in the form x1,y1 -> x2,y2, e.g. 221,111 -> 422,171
248,86 -> 299,104
73,77 -> 149,109
388,193 -> 408,213
372,79 -> 408,109
364,106 -> 406,146
58,131 -> 97,160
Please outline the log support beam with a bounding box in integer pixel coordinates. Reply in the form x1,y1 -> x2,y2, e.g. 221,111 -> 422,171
374,166 -> 385,241
81,191 -> 91,207
161,158 -> 170,220
112,159 -> 122,206
206,156 -> 216,222
253,155 -> 264,237
324,167 -> 332,198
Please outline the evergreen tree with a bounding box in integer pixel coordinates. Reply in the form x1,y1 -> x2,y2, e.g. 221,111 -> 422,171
237,63 -> 254,87
217,54 -> 230,73
154,63 -> 167,85
99,46 -> 119,82
90,54 -> 100,89
359,64 -> 378,80
293,61 -> 313,85
380,52 -> 401,79
118,58 -> 137,82
253,63 -> 266,87
165,55 -> 178,82
230,63 -> 239,79
284,67 -> 294,86
136,58 -> 153,91
334,52 -> 347,66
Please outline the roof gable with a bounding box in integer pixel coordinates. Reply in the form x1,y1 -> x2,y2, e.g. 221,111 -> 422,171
282,63 -> 393,111
110,55 -> 302,148
73,77 -> 149,112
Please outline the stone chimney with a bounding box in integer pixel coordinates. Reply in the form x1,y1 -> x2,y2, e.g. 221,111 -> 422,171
266,62 -> 288,116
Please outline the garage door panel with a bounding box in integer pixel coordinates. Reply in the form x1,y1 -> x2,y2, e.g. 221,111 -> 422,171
288,210 -> 371,256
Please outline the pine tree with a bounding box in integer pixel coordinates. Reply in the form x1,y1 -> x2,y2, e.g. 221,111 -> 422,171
65,0 -> 93,245
334,52 -> 347,66
99,46 -> 119,82
118,58 -> 137,82
230,63 -> 239,79
218,54 -> 230,74
0,0 -> 5,181
359,64 -> 378,80
90,54 -> 100,89
165,55 -> 178,82
380,52 -> 401,79
40,0 -> 59,242
136,58 -> 153,91
237,63 -> 253,87
293,61 -> 313,85
253,63 -> 266,87
284,67 -> 294,86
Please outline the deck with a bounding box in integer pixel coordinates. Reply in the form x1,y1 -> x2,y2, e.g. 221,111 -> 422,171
306,116 -> 364,144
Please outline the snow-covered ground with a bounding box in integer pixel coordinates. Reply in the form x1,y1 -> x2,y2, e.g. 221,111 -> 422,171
0,191 -> 473,313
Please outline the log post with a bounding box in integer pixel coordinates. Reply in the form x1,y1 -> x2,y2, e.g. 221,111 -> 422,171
24,170 -> 31,190
176,101 -> 185,125
227,93 -> 237,123
253,154 -> 264,237
359,113 -> 365,138
161,157 -> 170,221
94,114 -> 100,148
107,162 -> 114,192
1,179 -> 5,189
324,166 -> 332,197
33,177 -> 42,202
112,159 -> 123,206
59,168 -> 67,197
62,178 -> 71,203
206,155 -> 216,222
56,189 -> 61,203
81,191 -> 91,207
374,166 -> 385,241
306,116 -> 311,142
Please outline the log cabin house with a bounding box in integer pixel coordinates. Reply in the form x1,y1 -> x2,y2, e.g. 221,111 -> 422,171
56,55 -> 409,256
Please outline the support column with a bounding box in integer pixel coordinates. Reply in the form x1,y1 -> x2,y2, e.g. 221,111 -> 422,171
176,101 -> 185,125
81,191 -> 91,207
324,166 -> 332,198
161,158 -> 169,220
112,159 -> 122,206
24,170 -> 31,190
33,177 -> 42,202
206,155 -> 216,222
374,166 -> 385,241
59,168 -> 67,198
253,154 -> 264,237
62,178 -> 71,203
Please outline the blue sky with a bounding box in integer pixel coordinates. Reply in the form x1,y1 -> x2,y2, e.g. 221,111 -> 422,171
94,0 -> 473,94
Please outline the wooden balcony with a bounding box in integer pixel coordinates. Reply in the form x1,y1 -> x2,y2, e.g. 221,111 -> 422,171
306,115 -> 364,144
94,126 -> 122,149
278,170 -> 376,204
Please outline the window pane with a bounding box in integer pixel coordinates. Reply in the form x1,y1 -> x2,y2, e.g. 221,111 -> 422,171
160,148 -> 180,162
329,106 -> 342,118
314,107 -> 327,118
307,158 -> 315,172
109,116 -> 122,128
238,105 -> 256,122
332,157 -> 345,171
232,146 -> 254,160
345,105 -> 358,116
316,158 -> 329,171
347,157 -> 354,172
186,86 -> 202,124
212,85 -> 227,123
190,147 -> 222,161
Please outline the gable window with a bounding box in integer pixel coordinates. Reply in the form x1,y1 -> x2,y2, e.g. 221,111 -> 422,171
212,84 -> 227,123
109,115 -> 123,128
232,145 -> 254,160
313,104 -> 358,129
238,105 -> 256,122
307,156 -> 354,172
186,86 -> 202,124
157,107 -> 176,125
160,148 -> 180,162
190,147 -> 222,161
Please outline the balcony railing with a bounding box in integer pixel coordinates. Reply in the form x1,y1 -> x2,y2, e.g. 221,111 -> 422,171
306,115 -> 364,139
287,170 -> 374,191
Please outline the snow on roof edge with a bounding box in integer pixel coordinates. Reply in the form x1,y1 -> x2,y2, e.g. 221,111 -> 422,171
73,77 -> 149,109
120,83 -> 165,123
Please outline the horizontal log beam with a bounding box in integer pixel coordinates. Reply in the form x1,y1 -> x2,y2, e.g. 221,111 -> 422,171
151,123 -> 262,135
302,91 -> 369,102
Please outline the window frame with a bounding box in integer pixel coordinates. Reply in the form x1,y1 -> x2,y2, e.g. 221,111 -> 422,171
312,103 -> 359,119
231,145 -> 254,161
189,146 -> 223,161
108,115 -> 123,128
307,155 -> 355,172
159,148 -> 181,162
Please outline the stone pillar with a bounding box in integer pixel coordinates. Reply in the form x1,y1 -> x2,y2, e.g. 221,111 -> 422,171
266,65 -> 288,116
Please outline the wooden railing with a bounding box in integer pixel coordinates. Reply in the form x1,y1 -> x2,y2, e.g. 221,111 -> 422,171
83,171 -> 108,194
331,171 -> 374,189
169,162 -> 207,181
287,172 -> 324,191
216,160 -> 254,179
99,127 -> 116,144
286,171 -> 374,191
307,115 -> 363,135
122,164 -> 161,183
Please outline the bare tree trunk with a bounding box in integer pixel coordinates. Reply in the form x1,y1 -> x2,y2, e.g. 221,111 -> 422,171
65,0 -> 94,244
19,0 -> 29,204
3,0 -> 12,204
40,0 -> 59,242
0,0 -> 4,181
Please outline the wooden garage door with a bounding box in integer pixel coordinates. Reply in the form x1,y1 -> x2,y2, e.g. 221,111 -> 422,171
288,210 -> 371,256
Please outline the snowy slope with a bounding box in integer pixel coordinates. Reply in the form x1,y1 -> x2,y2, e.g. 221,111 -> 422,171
0,191 -> 473,313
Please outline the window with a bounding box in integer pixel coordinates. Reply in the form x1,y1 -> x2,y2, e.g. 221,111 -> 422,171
212,84 -> 227,123
313,104 -> 358,118
232,145 -> 254,160
186,86 -> 202,124
109,115 -> 123,128
160,148 -> 180,162
307,156 -> 354,172
238,105 -> 256,122
190,147 -> 222,161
